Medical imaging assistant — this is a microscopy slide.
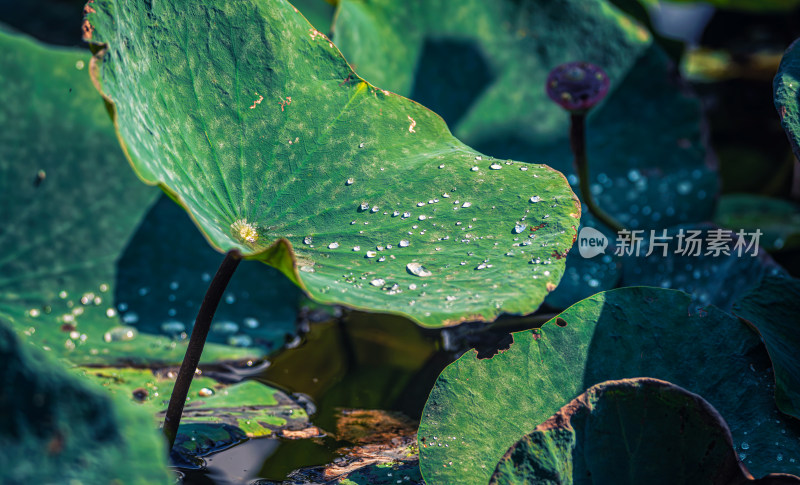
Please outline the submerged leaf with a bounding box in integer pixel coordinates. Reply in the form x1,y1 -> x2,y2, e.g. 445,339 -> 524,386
84,0 -> 579,327
81,367 -> 310,467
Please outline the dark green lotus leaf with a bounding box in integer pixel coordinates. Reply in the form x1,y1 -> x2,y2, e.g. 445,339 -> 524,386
79,367 -> 310,467
85,0 -> 580,328
715,195 -> 800,252
0,29 -> 262,365
0,321 -> 172,484
620,223 -> 787,310
775,38 -> 800,160
733,275 -> 800,420
333,0 -> 717,308
418,287 -> 800,485
490,378 -> 800,485
116,195 -> 301,352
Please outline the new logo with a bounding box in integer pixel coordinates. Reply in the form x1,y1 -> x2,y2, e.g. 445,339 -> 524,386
578,226 -> 608,258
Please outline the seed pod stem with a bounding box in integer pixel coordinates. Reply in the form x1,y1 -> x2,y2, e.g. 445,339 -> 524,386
570,113 -> 625,233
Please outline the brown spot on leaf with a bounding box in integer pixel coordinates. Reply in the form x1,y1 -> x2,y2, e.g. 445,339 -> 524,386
81,19 -> 94,41
82,1 -> 96,41
132,387 -> 148,401
530,222 -> 547,232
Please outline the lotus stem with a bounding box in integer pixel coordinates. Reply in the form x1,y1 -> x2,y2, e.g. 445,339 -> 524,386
546,61 -> 626,234
163,249 -> 242,450
570,113 -> 625,233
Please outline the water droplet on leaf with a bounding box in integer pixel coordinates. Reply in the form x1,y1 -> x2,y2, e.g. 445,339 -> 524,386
104,326 -> 138,342
407,262 -> 432,277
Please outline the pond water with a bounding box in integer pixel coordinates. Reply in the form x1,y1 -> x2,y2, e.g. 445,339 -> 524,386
176,310 -> 456,484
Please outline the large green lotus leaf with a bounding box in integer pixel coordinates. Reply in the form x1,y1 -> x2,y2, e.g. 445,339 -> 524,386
0,321 -> 172,484
80,367 -> 310,467
715,194 -> 800,252
84,0 -> 580,328
490,378 -> 800,485
0,29 -> 259,365
775,38 -> 800,160
418,287 -> 800,485
116,195 -> 301,352
733,275 -> 800,420
620,223 -> 787,310
333,0 -> 717,308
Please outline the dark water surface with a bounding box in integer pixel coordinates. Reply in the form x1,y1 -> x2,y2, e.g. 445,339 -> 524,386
178,311 -> 455,484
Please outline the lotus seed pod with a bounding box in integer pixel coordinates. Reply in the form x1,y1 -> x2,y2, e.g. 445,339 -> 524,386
546,62 -> 610,112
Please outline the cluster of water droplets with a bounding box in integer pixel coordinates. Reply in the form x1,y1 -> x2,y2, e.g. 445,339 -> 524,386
291,152 -> 572,313
24,282 -> 147,354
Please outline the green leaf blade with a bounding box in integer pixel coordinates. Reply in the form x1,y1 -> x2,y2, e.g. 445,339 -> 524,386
490,378 -> 795,485
85,0 -> 580,326
775,38 -> 800,160
0,28 -> 264,365
733,275 -> 800,420
419,287 -> 800,484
